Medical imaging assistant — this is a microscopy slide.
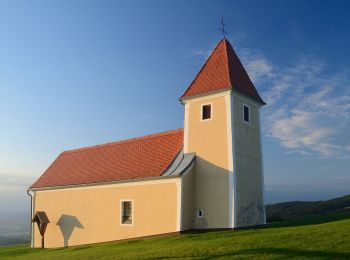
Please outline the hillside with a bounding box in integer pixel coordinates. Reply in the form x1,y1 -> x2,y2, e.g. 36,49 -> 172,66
266,194 -> 350,222
1,210 -> 350,259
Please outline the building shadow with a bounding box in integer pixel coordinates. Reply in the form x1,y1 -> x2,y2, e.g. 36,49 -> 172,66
57,214 -> 84,247
189,248 -> 350,260
192,156 -> 265,228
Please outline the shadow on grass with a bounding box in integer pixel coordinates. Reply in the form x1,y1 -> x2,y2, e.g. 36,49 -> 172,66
146,246 -> 350,260
266,210 -> 350,229
198,248 -> 350,259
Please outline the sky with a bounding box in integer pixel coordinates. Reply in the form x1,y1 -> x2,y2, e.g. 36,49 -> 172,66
0,0 -> 350,216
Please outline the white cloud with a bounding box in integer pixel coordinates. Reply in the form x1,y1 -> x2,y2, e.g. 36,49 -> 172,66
241,51 -> 350,158
245,57 -> 274,83
239,48 -> 275,84
189,43 -> 217,59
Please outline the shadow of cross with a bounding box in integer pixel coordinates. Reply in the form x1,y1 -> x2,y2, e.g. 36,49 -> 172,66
57,214 -> 84,247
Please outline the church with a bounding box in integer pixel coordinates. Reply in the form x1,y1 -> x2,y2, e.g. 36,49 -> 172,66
28,38 -> 266,248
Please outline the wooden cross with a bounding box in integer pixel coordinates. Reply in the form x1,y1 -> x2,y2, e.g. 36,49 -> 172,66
32,211 -> 50,249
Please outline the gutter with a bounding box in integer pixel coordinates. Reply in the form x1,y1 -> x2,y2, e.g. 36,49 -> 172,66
28,174 -> 181,192
27,190 -> 35,248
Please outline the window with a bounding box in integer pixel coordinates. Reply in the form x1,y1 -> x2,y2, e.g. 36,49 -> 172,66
243,104 -> 250,123
202,104 -> 212,120
121,201 -> 133,225
197,209 -> 204,218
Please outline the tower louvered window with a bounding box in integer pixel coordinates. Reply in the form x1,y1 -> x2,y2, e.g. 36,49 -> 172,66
202,104 -> 211,120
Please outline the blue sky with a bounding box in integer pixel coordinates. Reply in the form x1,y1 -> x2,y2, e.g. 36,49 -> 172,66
0,0 -> 350,214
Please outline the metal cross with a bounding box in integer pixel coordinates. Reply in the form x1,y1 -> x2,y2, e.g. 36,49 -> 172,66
220,16 -> 228,39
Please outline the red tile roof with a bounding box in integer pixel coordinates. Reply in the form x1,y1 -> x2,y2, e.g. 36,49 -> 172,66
30,129 -> 184,189
180,39 -> 265,104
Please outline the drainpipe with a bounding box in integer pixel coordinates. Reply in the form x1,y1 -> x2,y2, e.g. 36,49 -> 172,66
27,190 -> 35,248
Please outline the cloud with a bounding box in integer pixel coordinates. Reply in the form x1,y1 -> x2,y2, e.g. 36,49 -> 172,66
190,49 -> 212,58
239,48 -> 275,84
241,51 -> 350,158
244,58 -> 274,83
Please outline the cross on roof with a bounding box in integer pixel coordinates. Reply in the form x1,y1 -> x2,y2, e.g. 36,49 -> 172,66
220,16 -> 228,39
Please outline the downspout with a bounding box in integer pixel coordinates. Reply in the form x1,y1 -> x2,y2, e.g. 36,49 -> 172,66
27,190 -> 35,248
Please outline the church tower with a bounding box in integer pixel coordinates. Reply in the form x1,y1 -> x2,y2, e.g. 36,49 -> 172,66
180,39 -> 265,228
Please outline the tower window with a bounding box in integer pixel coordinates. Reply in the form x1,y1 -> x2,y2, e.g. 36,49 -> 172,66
201,104 -> 212,120
243,105 -> 250,123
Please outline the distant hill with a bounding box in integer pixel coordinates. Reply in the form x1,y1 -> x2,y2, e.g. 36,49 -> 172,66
266,194 -> 350,222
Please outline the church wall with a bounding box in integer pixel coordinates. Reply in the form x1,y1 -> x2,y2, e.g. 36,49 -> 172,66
232,92 -> 265,227
184,92 -> 231,228
32,178 -> 180,248
181,166 -> 195,230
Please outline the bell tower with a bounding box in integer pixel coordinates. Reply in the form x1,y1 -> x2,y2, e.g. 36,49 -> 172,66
180,39 -> 266,228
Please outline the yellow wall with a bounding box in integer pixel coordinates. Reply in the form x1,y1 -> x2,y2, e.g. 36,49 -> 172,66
181,166 -> 195,230
184,92 -> 231,228
232,92 -> 264,227
32,179 -> 179,248
186,94 -> 229,168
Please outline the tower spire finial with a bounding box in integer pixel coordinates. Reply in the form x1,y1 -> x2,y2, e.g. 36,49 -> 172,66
220,16 -> 228,39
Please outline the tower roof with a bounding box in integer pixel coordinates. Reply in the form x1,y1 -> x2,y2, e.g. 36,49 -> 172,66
180,39 -> 265,105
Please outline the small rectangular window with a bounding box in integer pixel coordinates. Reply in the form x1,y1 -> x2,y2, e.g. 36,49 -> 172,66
121,201 -> 133,225
243,105 -> 250,123
197,209 -> 204,218
202,104 -> 211,120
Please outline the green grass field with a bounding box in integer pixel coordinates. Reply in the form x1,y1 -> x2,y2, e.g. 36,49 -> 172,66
1,210 -> 350,259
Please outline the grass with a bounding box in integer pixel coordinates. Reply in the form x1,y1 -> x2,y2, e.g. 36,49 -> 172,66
1,211 -> 350,259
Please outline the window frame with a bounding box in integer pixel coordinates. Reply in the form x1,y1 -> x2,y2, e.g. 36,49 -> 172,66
243,104 -> 251,124
120,199 -> 134,226
201,103 -> 213,122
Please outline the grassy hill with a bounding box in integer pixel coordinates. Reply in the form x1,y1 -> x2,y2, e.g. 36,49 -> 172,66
1,210 -> 350,259
266,194 -> 350,222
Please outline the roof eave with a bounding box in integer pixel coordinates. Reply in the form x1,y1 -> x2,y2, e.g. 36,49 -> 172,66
28,174 -> 181,192
231,88 -> 266,107
179,87 -> 232,103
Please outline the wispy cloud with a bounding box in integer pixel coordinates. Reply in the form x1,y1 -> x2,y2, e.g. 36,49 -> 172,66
241,51 -> 350,158
190,49 -> 212,58
239,48 -> 275,83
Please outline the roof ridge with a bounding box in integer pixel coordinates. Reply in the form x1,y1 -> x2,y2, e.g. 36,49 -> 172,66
180,39 -> 226,100
225,39 -> 266,105
223,39 -> 233,86
62,128 -> 184,155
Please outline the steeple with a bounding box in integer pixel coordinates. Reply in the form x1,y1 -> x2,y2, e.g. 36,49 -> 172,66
180,39 -> 265,105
